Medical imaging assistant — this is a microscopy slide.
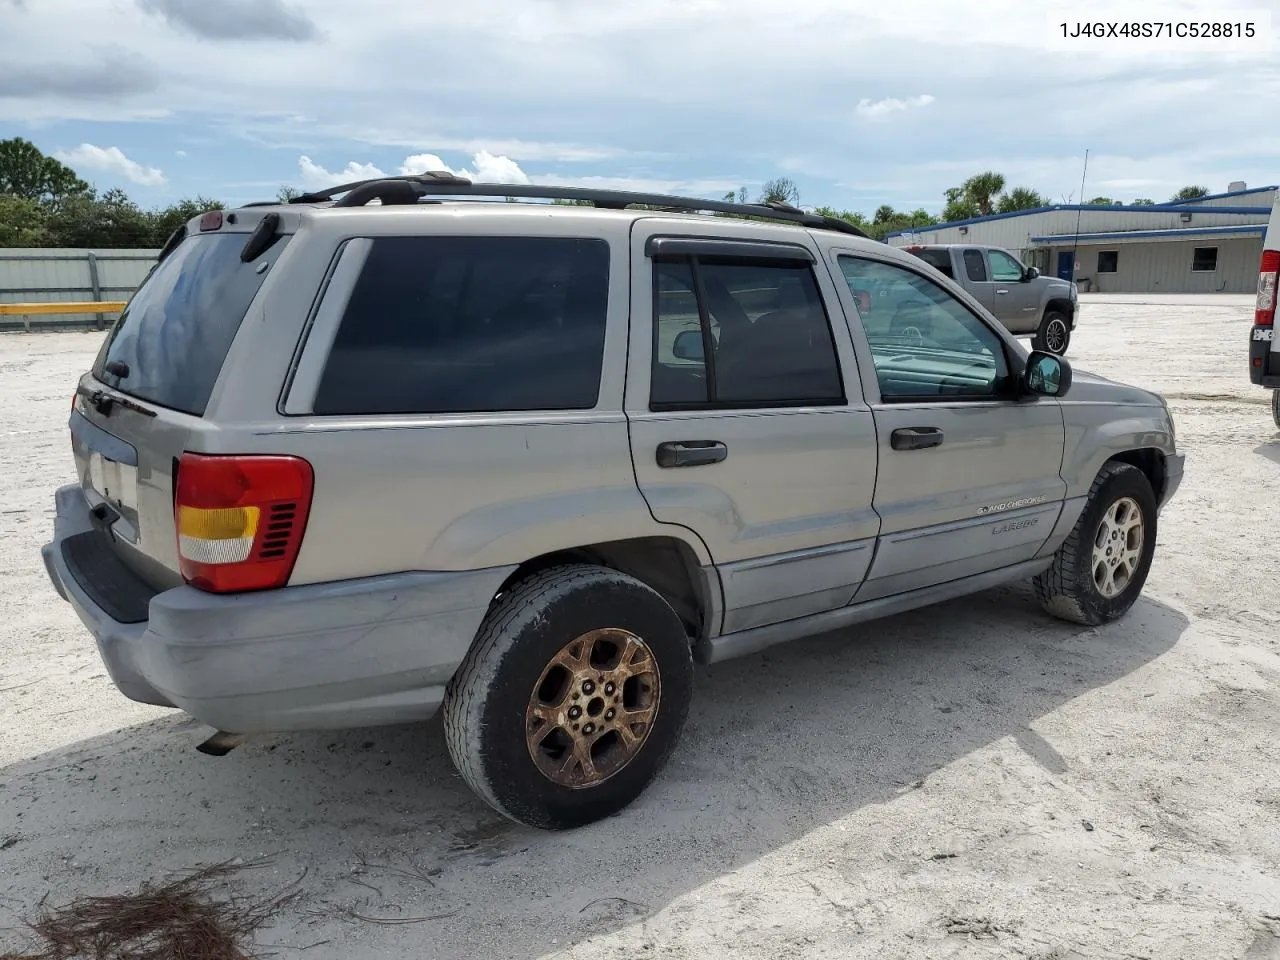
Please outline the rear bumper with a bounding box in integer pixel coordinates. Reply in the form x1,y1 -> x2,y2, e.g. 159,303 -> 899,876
42,484 -> 514,732
1249,328 -> 1280,388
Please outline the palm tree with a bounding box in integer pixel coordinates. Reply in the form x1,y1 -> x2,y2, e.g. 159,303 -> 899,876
962,171 -> 1006,216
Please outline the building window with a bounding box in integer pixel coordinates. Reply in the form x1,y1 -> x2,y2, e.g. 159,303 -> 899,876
1096,250 -> 1119,273
1192,247 -> 1218,272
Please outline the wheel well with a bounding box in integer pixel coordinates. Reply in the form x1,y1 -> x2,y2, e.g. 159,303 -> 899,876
1045,298 -> 1074,319
496,538 -> 711,642
1107,449 -> 1167,503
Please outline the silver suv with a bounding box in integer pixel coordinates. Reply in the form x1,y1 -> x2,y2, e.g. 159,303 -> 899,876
42,176 -> 1184,830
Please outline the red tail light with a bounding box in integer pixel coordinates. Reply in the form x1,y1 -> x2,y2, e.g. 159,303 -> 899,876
174,453 -> 313,593
1257,249 -> 1280,326
199,210 -> 223,232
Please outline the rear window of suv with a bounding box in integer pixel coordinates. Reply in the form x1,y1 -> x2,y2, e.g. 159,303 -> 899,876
313,236 -> 610,415
94,232 -> 288,416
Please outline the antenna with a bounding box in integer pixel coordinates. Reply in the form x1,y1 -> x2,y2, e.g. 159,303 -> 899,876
1070,149 -> 1089,281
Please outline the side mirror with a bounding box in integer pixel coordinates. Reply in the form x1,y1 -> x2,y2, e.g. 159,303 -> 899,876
672,329 -> 705,362
1023,350 -> 1071,397
1023,266 -> 1040,281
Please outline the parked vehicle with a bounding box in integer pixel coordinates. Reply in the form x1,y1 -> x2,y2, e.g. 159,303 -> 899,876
1249,195 -> 1280,428
42,178 -> 1182,829
904,244 -> 1078,355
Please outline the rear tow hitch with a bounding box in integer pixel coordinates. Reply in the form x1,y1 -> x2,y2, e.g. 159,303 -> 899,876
196,731 -> 246,756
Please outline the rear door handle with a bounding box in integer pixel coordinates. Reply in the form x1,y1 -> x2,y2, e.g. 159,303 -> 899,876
890,427 -> 944,451
656,441 -> 728,468
995,289 -> 1009,295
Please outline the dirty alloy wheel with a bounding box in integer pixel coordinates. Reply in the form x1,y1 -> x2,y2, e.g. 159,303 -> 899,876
1032,311 -> 1071,356
1034,461 -> 1158,626
1272,388 -> 1280,430
443,565 -> 692,830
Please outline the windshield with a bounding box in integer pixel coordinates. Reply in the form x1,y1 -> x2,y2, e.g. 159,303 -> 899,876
93,232 -> 288,416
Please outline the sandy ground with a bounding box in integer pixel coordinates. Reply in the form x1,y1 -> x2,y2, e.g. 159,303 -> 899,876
2,295 -> 1279,959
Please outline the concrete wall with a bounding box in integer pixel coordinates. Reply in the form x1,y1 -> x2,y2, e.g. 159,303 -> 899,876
0,248 -> 158,329
1042,237 -> 1263,294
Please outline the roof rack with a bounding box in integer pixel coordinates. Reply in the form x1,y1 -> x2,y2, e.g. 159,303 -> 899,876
287,172 -> 870,239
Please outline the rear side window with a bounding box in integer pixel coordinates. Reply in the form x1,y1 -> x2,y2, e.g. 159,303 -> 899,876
962,249 -> 988,282
650,256 -> 844,409
94,233 -> 288,416
914,249 -> 954,278
313,237 -> 609,415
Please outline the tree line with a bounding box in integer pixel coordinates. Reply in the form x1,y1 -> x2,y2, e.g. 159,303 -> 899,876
0,137 -> 1215,249
0,138 -> 225,248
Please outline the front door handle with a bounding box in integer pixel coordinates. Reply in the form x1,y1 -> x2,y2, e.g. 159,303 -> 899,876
656,441 -> 728,468
995,289 -> 1009,295
890,427 -> 944,451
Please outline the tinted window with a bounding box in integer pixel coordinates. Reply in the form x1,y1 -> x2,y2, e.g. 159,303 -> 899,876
94,233 -> 287,416
988,249 -> 1023,282
1097,250 -> 1119,273
838,256 -> 1009,401
650,257 -> 843,408
914,249 -> 954,278
314,237 -> 609,415
1192,246 -> 1218,271
963,249 -> 988,281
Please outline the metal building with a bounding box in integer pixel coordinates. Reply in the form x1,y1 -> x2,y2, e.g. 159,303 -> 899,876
886,185 -> 1276,294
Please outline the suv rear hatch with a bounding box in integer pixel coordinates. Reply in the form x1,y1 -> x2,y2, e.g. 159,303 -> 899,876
68,215 -> 291,609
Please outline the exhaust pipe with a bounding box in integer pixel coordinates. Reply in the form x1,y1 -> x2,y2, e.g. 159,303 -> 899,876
196,731 -> 246,756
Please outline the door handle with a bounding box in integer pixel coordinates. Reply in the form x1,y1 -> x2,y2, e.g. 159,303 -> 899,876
995,289 -> 1009,294
890,427 -> 944,451
656,440 -> 728,468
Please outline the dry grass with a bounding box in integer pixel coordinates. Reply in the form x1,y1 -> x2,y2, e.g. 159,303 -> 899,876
0,861 -> 299,960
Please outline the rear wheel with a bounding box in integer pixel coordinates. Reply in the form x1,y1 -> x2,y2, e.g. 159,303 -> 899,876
1034,462 -> 1157,626
1031,310 -> 1071,355
1272,389 -> 1280,429
443,565 -> 693,830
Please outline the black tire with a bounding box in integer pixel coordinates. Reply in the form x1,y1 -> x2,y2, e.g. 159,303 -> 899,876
1031,310 -> 1071,355
443,565 -> 693,830
1033,462 -> 1158,626
1272,389 -> 1280,430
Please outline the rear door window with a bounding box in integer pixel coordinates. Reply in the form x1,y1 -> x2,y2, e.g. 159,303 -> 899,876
962,249 -> 988,282
94,232 -> 288,416
914,249 -> 954,278
649,256 -> 844,409
313,237 -> 610,415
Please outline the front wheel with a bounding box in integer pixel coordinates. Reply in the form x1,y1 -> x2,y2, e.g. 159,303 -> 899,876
1034,462 -> 1158,626
1031,310 -> 1071,355
443,565 -> 693,830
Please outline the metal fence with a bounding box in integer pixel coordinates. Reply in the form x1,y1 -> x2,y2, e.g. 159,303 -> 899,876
0,248 -> 158,331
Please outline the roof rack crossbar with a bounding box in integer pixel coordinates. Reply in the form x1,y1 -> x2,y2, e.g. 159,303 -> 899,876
287,174 -> 870,238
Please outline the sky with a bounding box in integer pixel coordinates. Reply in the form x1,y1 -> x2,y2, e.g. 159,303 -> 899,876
1,0 -> 1278,215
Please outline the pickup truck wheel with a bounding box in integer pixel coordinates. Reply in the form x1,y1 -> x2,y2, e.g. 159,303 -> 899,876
443,565 -> 692,830
1272,389 -> 1280,429
1032,311 -> 1071,355
1034,462 -> 1157,626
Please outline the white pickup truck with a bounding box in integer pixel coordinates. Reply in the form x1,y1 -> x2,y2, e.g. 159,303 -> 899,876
1249,196 -> 1280,428
905,244 -> 1078,356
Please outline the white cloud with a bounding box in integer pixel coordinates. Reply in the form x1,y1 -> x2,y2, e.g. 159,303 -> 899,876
297,155 -> 386,189
297,150 -> 533,190
54,143 -> 165,186
855,94 -> 935,120
174,148 -> 187,157
400,150 -> 531,184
